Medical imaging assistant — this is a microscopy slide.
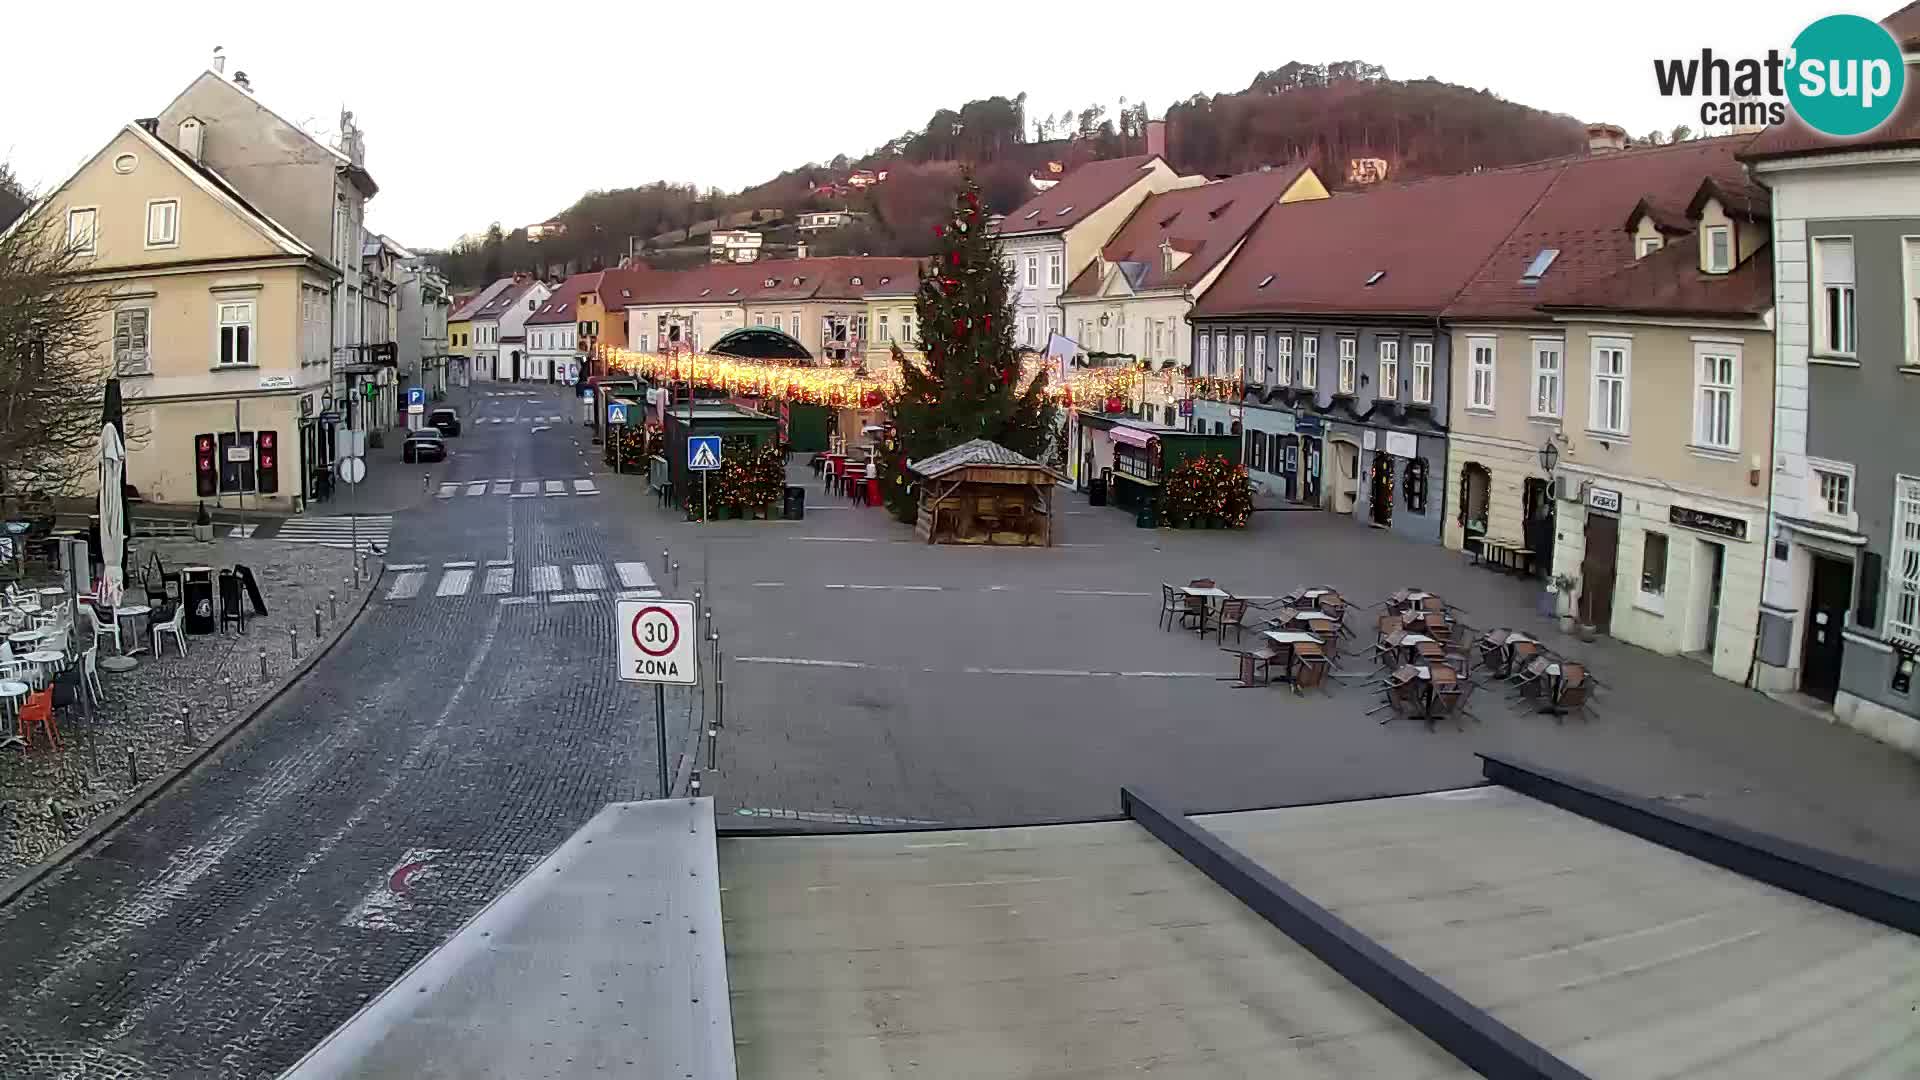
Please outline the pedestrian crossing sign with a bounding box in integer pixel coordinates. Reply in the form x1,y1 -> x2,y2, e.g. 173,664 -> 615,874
688,435 -> 722,471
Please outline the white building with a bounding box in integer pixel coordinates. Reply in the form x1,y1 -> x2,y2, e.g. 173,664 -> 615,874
527,271 -> 598,384
709,230 -> 762,263
469,276 -> 549,381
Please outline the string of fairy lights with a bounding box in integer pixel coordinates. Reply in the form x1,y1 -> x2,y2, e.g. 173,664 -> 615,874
598,346 -> 1242,411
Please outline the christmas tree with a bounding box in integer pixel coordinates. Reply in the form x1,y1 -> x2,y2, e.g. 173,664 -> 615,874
882,175 -> 1057,523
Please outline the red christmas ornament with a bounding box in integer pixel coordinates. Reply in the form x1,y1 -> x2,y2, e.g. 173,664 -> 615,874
949,251 -> 959,266
934,225 -> 943,237
983,315 -> 991,331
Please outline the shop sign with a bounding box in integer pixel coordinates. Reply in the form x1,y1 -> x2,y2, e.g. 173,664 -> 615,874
1384,431 -> 1418,459
1587,486 -> 1622,513
1293,414 -> 1324,434
1670,504 -> 1749,542
1361,430 -> 1377,451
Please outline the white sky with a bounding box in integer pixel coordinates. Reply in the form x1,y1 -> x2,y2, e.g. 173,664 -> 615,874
0,0 -> 1822,250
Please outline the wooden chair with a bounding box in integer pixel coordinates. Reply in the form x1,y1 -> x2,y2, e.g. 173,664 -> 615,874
1429,663 -> 1471,729
1224,644 -> 1279,687
1157,584 -> 1184,631
1545,663 -> 1592,720
1419,594 -> 1446,613
1475,629 -> 1511,673
1189,578 -> 1216,588
1180,591 -> 1212,635
1375,664 -> 1420,722
1414,640 -> 1445,664
1373,629 -> 1406,671
1513,656 -> 1552,700
1216,598 -> 1251,643
1507,640 -> 1542,678
1291,640 -> 1331,695
1320,597 -> 1352,639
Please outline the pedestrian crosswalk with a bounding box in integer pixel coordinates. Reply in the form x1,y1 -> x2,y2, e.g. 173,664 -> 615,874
383,559 -> 662,604
271,514 -> 393,553
436,478 -> 599,499
483,390 -> 541,397
475,415 -> 567,424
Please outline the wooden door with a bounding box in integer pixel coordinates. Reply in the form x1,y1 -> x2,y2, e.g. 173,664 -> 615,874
1801,555 -> 1853,702
1580,512 -> 1619,633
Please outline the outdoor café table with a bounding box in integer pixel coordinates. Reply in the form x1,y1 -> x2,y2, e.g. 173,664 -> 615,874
103,603 -> 152,670
35,587 -> 65,603
1400,632 -> 1436,661
1290,610 -> 1335,634
9,628 -> 46,648
1180,585 -> 1230,634
1262,629 -> 1322,681
0,680 -> 23,749
23,649 -> 64,690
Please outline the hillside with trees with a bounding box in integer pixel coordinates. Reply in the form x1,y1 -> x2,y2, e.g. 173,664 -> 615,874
428,61 -> 1587,288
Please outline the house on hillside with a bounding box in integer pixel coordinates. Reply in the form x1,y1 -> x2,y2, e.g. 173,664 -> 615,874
710,230 -> 762,263
992,139 -> 1202,353
1057,164 -> 1328,488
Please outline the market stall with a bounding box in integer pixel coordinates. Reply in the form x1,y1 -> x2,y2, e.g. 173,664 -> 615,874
909,439 -> 1060,546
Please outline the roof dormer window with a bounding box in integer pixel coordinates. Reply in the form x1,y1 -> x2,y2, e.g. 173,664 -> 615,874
1208,201 -> 1232,220
792,277 -> 803,286
850,276 -> 862,285
727,287 -> 740,296
1704,225 -> 1732,274
764,277 -> 777,287
1637,236 -> 1664,259
1519,248 -> 1560,284
879,276 -> 890,285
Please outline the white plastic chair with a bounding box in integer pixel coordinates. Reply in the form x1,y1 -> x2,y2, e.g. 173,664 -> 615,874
0,642 -> 31,683
151,605 -> 187,659
86,603 -> 122,655
80,645 -> 103,703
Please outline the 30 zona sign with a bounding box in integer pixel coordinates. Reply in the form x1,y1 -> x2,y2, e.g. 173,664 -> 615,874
617,598 -> 697,684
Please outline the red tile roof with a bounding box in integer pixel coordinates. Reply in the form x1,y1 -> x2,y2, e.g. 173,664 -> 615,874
1193,165 -> 1562,318
449,278 -> 514,322
596,266 -> 657,308
991,155 -> 1170,237
1542,236 -> 1772,318
473,278 -> 540,320
527,272 -> 601,326
1885,0 -> 1920,47
613,257 -> 925,307
1445,134 -> 1757,319
1063,165 -> 1312,299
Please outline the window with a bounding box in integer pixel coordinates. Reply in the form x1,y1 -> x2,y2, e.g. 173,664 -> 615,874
1152,320 -> 1164,357
1025,256 -> 1038,288
1047,252 -> 1062,287
1693,344 -> 1739,450
113,308 -> 150,375
1002,256 -> 1014,282
1591,338 -> 1630,435
1024,316 -> 1037,346
1705,226 -> 1732,273
878,314 -> 890,342
66,208 -> 96,254
1890,475 -> 1920,643
1467,336 -> 1496,410
1252,335 -> 1266,382
1046,312 -> 1059,339
1377,339 -> 1398,399
1232,333 -> 1246,378
218,301 -> 255,366
1640,532 -> 1669,597
1815,237 -> 1856,356
1275,335 -> 1293,385
1214,333 -> 1228,378
1337,337 -> 1357,394
1196,333 -> 1210,374
790,312 -> 800,336
1249,429 -> 1266,471
1810,459 -> 1855,527
1520,248 -> 1560,283
1531,340 -> 1562,418
1116,323 -> 1126,354
145,199 -> 179,247
1301,336 -> 1318,388
1638,236 -> 1663,258
1076,319 -> 1086,344
1411,341 -> 1433,403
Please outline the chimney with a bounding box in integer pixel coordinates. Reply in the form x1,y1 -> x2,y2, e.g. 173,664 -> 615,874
212,45 -> 225,74
1586,122 -> 1628,154
796,240 -> 809,260
1146,119 -> 1167,159
1159,240 -> 1175,275
233,70 -> 252,94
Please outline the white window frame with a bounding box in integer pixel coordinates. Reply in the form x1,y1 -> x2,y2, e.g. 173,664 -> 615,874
903,311 -> 916,344
1252,335 -> 1267,383
1691,342 -> 1740,452
1116,323 -> 1126,354
1232,332 -> 1247,378
1300,336 -> 1319,389
1638,236 -> 1663,258
1411,340 -> 1432,404
113,306 -> 151,375
878,314 -> 890,342
1890,475 -> 1920,643
1590,337 -> 1632,436
1025,256 -> 1038,288
1813,235 -> 1856,358
217,299 -> 256,367
1024,315 -> 1037,346
1001,256 -> 1015,283
1529,338 -> 1563,419
144,198 -> 180,249
1337,337 -> 1357,394
1151,319 -> 1164,358
1047,252 -> 1062,287
1905,235 -> 1920,368
1467,336 -> 1496,411
1045,311 -> 1059,341
1214,333 -> 1228,378
1275,335 -> 1293,385
1196,333 -> 1210,374
1377,339 -> 1398,400
1705,225 -> 1732,273
66,207 -> 97,255
1807,457 -> 1858,531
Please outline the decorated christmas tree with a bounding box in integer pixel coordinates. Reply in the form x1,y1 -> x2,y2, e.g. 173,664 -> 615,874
882,175 -> 1057,523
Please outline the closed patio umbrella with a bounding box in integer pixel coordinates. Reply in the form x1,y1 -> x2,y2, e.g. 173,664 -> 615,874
97,421 -> 126,607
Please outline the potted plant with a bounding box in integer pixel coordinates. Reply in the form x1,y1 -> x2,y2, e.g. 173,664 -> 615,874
193,501 -> 214,543
1550,573 -> 1578,627
1575,582 -> 1599,641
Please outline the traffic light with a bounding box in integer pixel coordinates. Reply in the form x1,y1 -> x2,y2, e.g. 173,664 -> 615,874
256,430 -> 279,494
195,433 -> 216,497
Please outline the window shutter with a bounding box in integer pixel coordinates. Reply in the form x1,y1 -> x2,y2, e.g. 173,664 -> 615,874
1859,550 -> 1883,628
1820,237 -> 1855,284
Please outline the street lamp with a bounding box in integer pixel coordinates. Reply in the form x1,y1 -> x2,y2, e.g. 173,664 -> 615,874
1538,439 -> 1559,472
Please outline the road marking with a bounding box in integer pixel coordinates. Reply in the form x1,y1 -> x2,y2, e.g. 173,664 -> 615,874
736,656 -> 867,668
1056,543 -> 1105,548
544,480 -> 565,495
823,584 -> 846,590
979,667 -> 1098,677
614,562 -> 654,589
1120,671 -> 1218,678
491,480 -> 513,495
898,585 -> 943,591
795,536 -> 876,542
751,581 -> 785,588
385,572 -> 425,600
443,560 -> 476,568
573,479 -> 599,494
464,482 -> 487,496
616,589 -> 663,600
529,565 -> 561,592
386,563 -> 425,572
928,876 -> 1074,889
734,807 -> 943,826
1057,589 -> 1152,597
518,480 -> 540,494
848,584 -> 890,590
906,841 -> 971,849
483,567 -> 513,595
549,591 -> 597,603
531,425 -> 551,433
509,493 -> 537,499
486,558 -> 514,567
498,596 -> 536,606
435,569 -> 472,597
436,484 -> 457,499
572,564 -> 606,590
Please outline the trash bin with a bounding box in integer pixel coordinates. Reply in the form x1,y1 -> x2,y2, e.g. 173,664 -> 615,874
1088,478 -> 1107,507
1135,502 -> 1157,529
783,484 -> 806,521
182,566 -> 216,635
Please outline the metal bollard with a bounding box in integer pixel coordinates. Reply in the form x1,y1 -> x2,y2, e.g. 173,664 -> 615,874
661,548 -> 670,576
329,589 -> 338,621
671,561 -> 680,590
126,748 -> 139,785
689,770 -> 702,800
715,675 -> 725,735
288,626 -> 298,662
51,799 -> 67,832
692,589 -> 702,620
314,605 -> 322,638
181,704 -> 195,744
422,473 -> 430,493
706,725 -> 718,770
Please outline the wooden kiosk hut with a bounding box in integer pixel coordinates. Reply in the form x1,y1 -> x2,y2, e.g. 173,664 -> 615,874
909,440 -> 1061,546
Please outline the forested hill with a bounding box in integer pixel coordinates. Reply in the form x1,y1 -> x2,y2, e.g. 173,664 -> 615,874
430,61 -> 1587,288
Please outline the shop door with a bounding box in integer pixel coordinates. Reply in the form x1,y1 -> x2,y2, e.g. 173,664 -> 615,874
1700,541 -> 1726,657
1282,438 -> 1299,501
1801,555 -> 1853,702
1302,439 -> 1322,504
1331,440 -> 1359,514
1523,478 -> 1555,578
1580,512 -> 1619,633
1368,455 -> 1394,526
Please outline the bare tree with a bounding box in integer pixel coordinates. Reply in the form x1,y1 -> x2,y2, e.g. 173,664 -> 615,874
0,190 -> 114,499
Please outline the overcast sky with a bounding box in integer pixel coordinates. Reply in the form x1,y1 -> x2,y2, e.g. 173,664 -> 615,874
1,0 -> 1821,250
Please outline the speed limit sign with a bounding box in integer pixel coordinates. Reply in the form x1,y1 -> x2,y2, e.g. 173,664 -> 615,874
617,598 -> 696,684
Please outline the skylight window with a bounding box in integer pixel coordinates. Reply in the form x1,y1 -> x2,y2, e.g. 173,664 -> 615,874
1208,201 -> 1233,220
879,276 -> 890,285
621,289 -> 630,298
1520,248 -> 1560,283
1023,209 -> 1040,220
764,277 -> 777,287
1257,274 -> 1275,288
792,277 -> 804,285
850,276 -> 862,285
699,288 -> 712,297
727,287 -> 740,296
1159,214 -> 1179,228
1364,271 -> 1386,287
1057,205 -> 1074,215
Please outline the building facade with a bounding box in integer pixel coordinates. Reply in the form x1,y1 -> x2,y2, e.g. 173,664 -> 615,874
527,272 -> 596,384
396,263 -> 450,398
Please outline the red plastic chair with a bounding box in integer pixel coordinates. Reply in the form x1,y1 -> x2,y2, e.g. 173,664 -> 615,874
17,688 -> 58,750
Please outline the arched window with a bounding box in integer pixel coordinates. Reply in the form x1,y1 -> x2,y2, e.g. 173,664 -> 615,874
1404,457 -> 1428,514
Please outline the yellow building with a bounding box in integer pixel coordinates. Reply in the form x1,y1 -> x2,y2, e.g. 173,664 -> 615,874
448,277 -> 513,381
15,120 -> 340,510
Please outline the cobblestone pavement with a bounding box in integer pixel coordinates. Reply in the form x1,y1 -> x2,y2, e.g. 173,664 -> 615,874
0,384 -> 688,1079
0,539 -> 368,882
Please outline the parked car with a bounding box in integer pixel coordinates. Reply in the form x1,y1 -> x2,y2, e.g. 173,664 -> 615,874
428,408 -> 462,436
402,429 -> 448,463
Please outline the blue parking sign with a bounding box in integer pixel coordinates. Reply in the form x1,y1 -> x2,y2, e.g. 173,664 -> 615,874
687,435 -> 722,471
406,386 -> 425,408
